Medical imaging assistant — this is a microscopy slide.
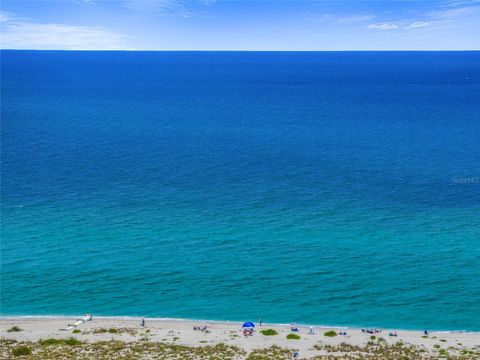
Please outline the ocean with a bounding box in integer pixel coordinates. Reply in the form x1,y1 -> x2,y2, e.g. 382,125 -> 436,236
1,51 -> 479,331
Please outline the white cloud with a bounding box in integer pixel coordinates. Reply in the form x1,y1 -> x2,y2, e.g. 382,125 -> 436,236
122,0 -> 215,16
406,21 -> 430,29
303,12 -> 374,24
123,0 -> 180,10
198,0 -> 216,5
335,14 -> 375,24
0,11 -> 132,50
0,10 -> 16,22
72,0 -> 97,4
367,23 -> 399,30
442,0 -> 480,7
428,5 -> 480,18
122,0 -> 193,17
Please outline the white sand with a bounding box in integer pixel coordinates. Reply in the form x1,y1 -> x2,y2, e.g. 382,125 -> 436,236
1,316 -> 479,358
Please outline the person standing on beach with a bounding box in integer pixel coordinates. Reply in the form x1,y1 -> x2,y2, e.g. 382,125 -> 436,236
141,317 -> 145,327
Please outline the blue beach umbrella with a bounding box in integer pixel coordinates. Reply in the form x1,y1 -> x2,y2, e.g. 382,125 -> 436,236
242,322 -> 255,328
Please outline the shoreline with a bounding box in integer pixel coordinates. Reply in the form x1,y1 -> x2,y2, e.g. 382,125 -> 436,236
1,315 -> 478,334
2,315 -> 480,359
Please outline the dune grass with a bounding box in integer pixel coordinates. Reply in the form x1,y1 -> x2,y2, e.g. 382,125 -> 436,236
12,345 -> 31,356
64,338 -> 82,346
40,337 -> 82,346
2,339 -> 247,360
91,327 -> 136,335
323,330 -> 337,337
7,326 -> 22,333
260,329 -> 279,336
39,338 -> 64,346
2,337 -> 479,359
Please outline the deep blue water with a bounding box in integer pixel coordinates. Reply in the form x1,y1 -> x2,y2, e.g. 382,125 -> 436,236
1,51 -> 480,331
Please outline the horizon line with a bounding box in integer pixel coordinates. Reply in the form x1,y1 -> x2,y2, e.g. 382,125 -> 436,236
1,49 -> 480,52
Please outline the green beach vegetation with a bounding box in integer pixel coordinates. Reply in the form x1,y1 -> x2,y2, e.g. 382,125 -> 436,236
7,326 -> 22,332
12,345 -> 31,357
39,338 -> 64,346
64,338 -> 82,346
439,348 -> 448,356
2,338 -> 479,359
2,340 -> 246,359
286,333 -> 301,340
260,329 -> 278,336
91,327 -> 136,336
40,338 -> 82,346
323,330 -> 337,337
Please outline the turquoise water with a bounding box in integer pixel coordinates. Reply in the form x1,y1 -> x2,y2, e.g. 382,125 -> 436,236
1,51 -> 480,331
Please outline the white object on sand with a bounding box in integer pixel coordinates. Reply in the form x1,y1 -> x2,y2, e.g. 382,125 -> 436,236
61,314 -> 92,331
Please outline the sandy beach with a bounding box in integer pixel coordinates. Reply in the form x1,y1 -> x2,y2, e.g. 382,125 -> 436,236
2,316 -> 479,359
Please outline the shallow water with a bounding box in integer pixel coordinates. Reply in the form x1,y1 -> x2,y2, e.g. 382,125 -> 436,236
1,51 -> 480,330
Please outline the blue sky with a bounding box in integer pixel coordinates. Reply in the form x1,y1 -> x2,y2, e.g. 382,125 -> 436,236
1,0 -> 479,50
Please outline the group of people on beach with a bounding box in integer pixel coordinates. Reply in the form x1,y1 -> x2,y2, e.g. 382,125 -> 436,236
361,328 -> 401,337
243,328 -> 254,336
138,318 -> 402,340
193,326 -> 210,333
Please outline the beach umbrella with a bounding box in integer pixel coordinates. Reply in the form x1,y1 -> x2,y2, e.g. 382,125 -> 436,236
242,322 -> 255,328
